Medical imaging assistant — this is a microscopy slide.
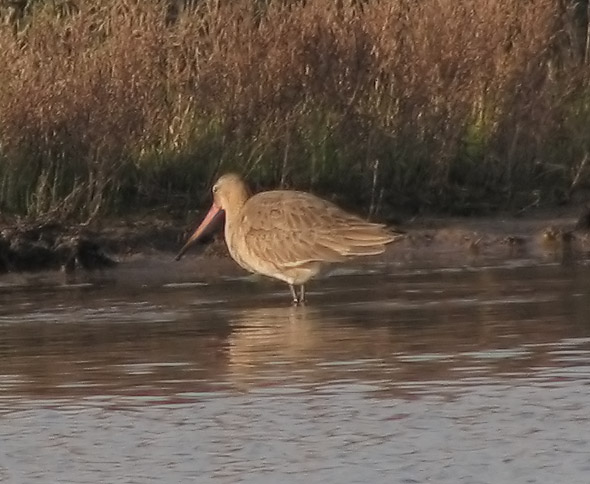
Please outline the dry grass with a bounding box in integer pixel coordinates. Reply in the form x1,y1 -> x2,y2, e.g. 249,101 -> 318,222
0,0 -> 589,220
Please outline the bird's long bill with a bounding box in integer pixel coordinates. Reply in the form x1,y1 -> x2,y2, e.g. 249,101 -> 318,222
175,203 -> 224,261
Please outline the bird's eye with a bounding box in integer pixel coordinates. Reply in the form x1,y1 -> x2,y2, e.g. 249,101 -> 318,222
212,185 -> 218,193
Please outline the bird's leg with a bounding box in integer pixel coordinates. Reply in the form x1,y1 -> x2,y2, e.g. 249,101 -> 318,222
299,285 -> 306,305
289,284 -> 299,305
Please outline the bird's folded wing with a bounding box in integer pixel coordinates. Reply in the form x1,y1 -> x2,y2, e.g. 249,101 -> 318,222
241,191 -> 398,268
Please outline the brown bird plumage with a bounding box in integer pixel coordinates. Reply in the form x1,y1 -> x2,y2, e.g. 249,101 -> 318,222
176,173 -> 403,304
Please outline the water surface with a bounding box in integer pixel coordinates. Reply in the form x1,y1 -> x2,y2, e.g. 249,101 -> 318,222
1,256 -> 590,483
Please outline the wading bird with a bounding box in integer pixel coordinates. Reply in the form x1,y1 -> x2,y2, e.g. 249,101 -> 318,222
176,174 -> 402,304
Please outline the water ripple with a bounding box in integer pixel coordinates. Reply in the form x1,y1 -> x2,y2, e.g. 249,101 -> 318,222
0,261 -> 590,483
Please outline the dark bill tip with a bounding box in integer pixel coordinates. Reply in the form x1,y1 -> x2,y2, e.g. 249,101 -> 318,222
175,203 -> 224,261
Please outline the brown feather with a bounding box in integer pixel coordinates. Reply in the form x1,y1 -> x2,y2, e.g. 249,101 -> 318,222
200,174 -> 403,289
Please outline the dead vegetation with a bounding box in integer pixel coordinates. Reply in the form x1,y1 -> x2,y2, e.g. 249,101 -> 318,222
1,0 -> 590,221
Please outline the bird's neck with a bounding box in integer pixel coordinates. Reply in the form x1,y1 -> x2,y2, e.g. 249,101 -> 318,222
223,191 -> 249,225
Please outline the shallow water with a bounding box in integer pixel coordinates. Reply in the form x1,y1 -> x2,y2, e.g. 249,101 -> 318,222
1,255 -> 590,483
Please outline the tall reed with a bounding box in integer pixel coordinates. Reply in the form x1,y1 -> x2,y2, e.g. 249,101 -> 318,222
0,0 -> 589,220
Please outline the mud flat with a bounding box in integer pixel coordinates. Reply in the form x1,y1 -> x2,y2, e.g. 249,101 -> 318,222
1,207 -> 589,276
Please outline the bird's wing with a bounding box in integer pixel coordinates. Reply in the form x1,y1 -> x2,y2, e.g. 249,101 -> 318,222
239,191 -> 398,268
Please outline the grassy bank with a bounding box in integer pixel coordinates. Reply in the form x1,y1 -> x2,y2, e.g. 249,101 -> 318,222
1,0 -> 590,221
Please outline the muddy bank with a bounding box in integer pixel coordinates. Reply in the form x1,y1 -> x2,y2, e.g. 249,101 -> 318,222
0,221 -> 118,273
1,207 -> 590,275
396,212 -> 590,266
